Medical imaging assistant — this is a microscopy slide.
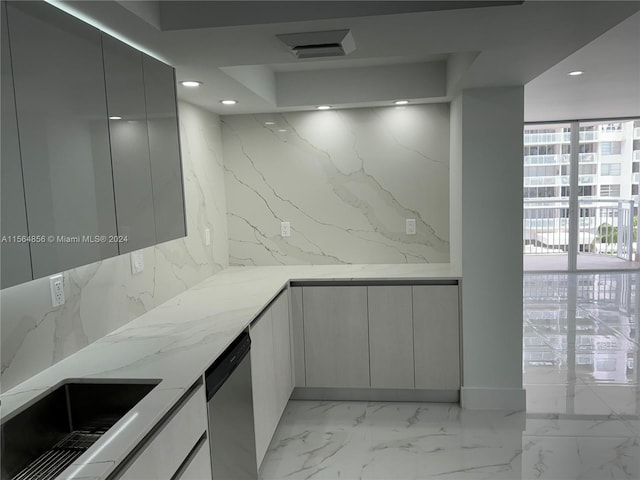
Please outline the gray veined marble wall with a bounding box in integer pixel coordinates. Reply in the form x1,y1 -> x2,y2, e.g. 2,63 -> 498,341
223,104 -> 451,266
1,101 -> 229,391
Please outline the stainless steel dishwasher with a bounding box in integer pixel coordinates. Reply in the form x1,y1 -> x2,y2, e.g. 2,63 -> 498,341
205,332 -> 258,480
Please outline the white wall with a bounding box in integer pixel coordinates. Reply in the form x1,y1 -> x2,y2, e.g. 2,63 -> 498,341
455,87 -> 525,410
0,101 -> 228,391
223,104 -> 451,265
449,95 -> 463,274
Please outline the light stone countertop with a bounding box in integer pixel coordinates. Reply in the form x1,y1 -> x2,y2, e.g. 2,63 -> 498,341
0,263 -> 460,480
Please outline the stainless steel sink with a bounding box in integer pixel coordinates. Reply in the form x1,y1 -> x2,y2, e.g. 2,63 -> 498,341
1,379 -> 159,480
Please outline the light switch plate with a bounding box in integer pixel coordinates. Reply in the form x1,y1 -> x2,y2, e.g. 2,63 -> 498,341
406,219 -> 417,235
131,250 -> 144,275
281,221 -> 291,237
49,274 -> 65,307
205,228 -> 211,246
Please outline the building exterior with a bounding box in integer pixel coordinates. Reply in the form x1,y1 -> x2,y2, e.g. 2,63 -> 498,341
524,120 -> 639,200
523,119 -> 639,260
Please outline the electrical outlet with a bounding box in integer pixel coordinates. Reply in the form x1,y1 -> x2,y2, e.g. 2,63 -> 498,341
131,250 -> 144,275
281,221 -> 291,237
205,228 -> 211,246
49,274 -> 65,307
406,219 -> 417,235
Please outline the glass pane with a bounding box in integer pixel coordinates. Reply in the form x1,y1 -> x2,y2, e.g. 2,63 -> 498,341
523,123 -> 572,271
577,119 -> 639,270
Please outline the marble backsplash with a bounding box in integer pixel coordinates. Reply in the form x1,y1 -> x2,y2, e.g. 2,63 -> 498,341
0,101 -> 229,391
222,104 -> 450,265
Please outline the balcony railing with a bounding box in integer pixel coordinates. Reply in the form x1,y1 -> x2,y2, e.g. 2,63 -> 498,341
579,130 -> 599,141
524,198 -> 637,260
524,154 -> 562,165
524,132 -> 570,144
523,153 -> 598,166
579,153 -> 598,163
523,130 -> 612,145
524,176 -> 568,186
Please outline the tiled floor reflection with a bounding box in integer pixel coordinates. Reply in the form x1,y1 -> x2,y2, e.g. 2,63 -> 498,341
260,272 -> 639,479
524,272 -> 639,417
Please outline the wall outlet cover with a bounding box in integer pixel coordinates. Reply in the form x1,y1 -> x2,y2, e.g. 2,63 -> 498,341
406,219 -> 417,235
49,274 -> 65,307
281,221 -> 291,237
131,250 -> 144,275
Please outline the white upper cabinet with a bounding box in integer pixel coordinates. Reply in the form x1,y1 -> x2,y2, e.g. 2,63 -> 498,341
142,56 -> 187,244
7,1 -> 118,278
1,1 -> 187,288
102,35 -> 156,253
1,3 -> 32,288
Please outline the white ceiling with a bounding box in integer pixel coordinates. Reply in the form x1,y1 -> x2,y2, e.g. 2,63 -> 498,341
50,1 -> 640,120
525,11 -> 640,122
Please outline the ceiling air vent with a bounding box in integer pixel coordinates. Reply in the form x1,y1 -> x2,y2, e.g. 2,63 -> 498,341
276,29 -> 355,59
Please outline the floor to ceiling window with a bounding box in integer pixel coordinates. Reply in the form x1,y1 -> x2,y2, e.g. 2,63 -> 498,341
523,123 -> 572,271
524,119 -> 639,272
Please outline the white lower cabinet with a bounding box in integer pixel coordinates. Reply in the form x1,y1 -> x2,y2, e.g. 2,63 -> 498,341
290,287 -> 305,387
293,283 -> 461,395
413,285 -> 461,389
119,384 -> 210,480
368,286 -> 415,389
272,290 -> 293,416
303,286 -> 370,388
176,437 -> 212,480
250,307 -> 277,467
250,289 -> 293,469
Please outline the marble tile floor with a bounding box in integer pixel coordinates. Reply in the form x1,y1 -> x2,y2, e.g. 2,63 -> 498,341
260,399 -> 638,480
260,272 -> 639,479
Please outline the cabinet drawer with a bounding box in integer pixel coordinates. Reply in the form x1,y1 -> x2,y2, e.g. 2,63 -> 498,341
175,436 -> 212,480
120,385 -> 207,480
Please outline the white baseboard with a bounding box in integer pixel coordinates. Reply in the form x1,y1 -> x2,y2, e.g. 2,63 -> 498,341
292,387 -> 459,402
461,386 -> 526,411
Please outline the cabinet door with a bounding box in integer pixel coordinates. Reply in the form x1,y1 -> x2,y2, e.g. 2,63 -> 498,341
142,55 -> 186,244
250,308 -> 278,467
1,3 -> 32,288
368,286 -> 414,389
102,35 -> 156,253
7,2 -> 118,278
271,290 -> 293,417
290,287 -> 305,387
413,285 -> 460,390
303,286 -> 369,388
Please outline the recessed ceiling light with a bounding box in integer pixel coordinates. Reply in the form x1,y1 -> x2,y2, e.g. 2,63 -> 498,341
109,116 -> 122,120
316,105 -> 331,110
265,121 -> 276,125
180,81 -> 202,87
568,71 -> 584,76
278,129 -> 287,133
394,100 -> 409,105
220,99 -> 238,105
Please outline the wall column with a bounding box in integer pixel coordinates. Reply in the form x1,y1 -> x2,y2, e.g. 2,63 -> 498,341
453,86 -> 526,410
